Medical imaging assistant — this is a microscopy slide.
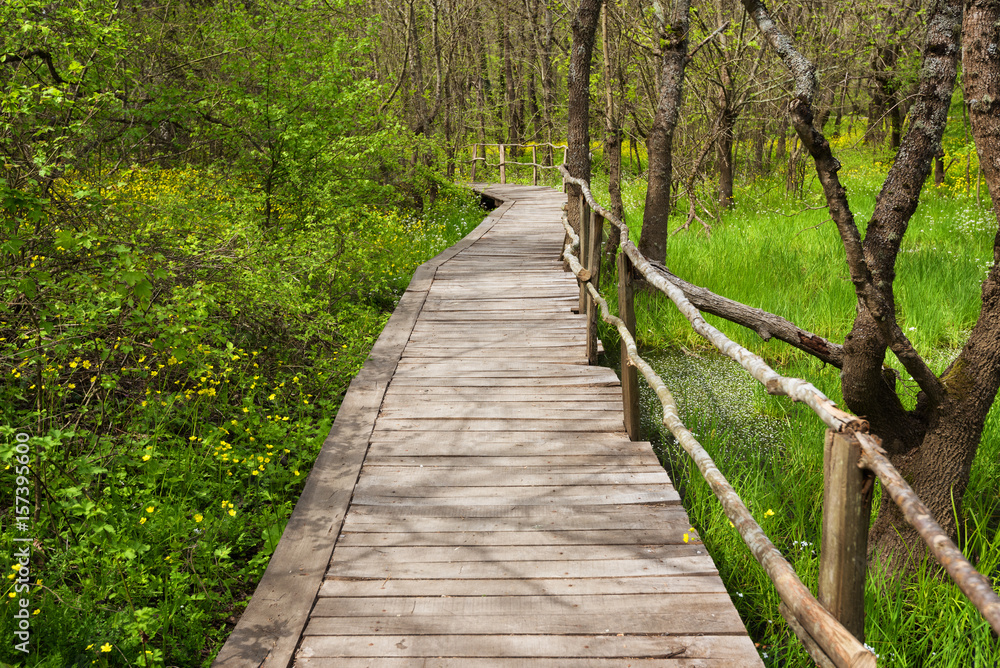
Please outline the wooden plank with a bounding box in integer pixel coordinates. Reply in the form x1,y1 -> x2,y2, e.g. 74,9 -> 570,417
318,576 -> 727,597
376,406 -> 623,420
350,486 -> 679,506
369,420 -> 625,433
302,608 -> 742,635
328,543 -> 701,565
309,593 -> 740,619
379,387 -> 624,399
362,454 -> 661,467
342,510 -> 693,532
384,376 -> 621,387
336,528 -> 692,547
297,634 -> 759,662
298,658 -> 759,667
357,469 -> 673,487
344,502 -> 685,519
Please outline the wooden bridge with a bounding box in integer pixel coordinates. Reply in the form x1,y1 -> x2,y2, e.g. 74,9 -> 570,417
214,184 -> 763,666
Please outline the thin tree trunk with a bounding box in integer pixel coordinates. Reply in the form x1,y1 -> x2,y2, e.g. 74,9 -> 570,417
566,0 -> 604,235
602,2 -> 625,260
639,0 -> 691,263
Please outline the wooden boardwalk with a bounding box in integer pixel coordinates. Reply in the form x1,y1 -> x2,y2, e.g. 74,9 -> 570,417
214,184 -> 763,667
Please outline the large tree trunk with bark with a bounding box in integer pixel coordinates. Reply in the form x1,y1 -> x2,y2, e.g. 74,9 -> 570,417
639,0 -> 691,264
566,0 -> 603,235
867,0 -> 1000,568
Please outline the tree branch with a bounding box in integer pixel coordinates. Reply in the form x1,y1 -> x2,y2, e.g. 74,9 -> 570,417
739,0 -> 950,407
1,50 -> 65,85
646,261 -> 844,368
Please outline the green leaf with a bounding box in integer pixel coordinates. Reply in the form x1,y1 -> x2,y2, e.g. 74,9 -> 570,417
134,277 -> 152,300
18,277 -> 36,299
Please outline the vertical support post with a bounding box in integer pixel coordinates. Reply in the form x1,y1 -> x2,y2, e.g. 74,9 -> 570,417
586,211 -> 604,365
578,195 -> 591,314
499,144 -> 506,184
532,146 -> 538,185
617,251 -> 640,440
470,144 -> 478,183
818,429 -> 873,643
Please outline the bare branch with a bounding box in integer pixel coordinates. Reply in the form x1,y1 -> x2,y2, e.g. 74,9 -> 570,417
647,262 -> 844,368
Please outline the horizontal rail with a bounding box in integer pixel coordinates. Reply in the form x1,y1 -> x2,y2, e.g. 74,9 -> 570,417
856,432 -> 1000,630
470,142 -> 568,150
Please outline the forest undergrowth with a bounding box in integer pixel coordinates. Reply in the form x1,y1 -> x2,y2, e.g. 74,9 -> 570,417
0,166 -> 484,667
484,122 -> 1000,666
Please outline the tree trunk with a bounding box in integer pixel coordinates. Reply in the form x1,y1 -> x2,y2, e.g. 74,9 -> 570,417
751,120 -> 766,177
639,0 -> 691,264
717,106 -> 736,208
868,0 -> 1000,570
602,3 -> 625,261
566,0 -> 603,235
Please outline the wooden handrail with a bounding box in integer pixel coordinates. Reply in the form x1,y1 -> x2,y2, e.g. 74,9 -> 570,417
465,143 -> 567,184
554,166 -> 1000,665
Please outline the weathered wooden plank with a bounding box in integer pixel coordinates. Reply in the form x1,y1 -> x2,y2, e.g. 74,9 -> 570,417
350,486 -> 679,506
370,418 -> 626,432
379,400 -> 624,412
384,376 -> 621,387
328,543 -> 702,566
359,463 -> 666,475
340,506 -> 690,531
357,469 -> 673,487
379,387 -> 624,399
362,454 -> 660,467
309,593 -> 739,620
302,608 -> 742,635
297,634 -> 759,663
344,502 -> 683,519
376,405 -> 623,420
298,658 -> 756,667
318,576 -> 726,597
336,528 -> 691,547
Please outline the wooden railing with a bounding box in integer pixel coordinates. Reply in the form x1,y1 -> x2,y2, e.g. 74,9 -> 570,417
467,142 -> 567,186
555,167 -> 1000,668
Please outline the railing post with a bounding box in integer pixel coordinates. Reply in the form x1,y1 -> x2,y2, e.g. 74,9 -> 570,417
470,144 -> 478,183
578,194 -> 590,314
617,251 -> 640,440
586,211 -> 603,365
499,144 -> 506,184
532,146 -> 538,186
818,429 -> 873,644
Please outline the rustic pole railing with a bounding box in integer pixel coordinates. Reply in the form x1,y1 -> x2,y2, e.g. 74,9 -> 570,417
465,143 -> 569,185
617,251 -> 640,440
554,164 -> 1000,667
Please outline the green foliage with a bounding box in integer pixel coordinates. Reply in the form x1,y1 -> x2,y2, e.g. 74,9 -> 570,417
0,163 -> 483,666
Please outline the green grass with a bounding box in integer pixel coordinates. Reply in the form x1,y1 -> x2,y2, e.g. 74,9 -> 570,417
576,124 -> 1000,665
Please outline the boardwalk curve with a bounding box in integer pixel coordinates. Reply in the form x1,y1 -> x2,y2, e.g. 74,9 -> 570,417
214,184 -> 763,667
